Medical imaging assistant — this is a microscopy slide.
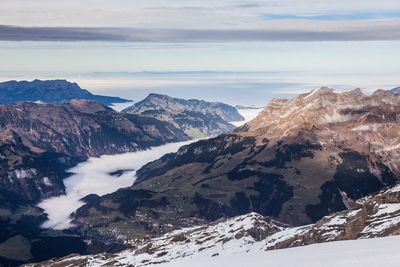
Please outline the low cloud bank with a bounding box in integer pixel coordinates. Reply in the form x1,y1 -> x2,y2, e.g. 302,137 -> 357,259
38,141 -> 192,230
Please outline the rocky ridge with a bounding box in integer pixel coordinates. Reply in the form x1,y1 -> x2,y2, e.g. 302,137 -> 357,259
123,93 -> 244,138
25,184 -> 400,266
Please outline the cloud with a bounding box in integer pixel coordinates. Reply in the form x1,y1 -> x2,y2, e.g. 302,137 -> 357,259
38,140 -> 193,230
2,24 -> 400,42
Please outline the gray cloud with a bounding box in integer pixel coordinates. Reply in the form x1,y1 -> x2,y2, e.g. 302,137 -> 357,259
1,25 -> 400,42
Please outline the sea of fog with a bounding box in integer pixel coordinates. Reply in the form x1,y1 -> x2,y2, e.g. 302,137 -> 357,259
38,141 -> 193,230
38,109 -> 262,230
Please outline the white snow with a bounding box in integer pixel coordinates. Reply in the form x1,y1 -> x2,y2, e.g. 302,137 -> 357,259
147,236 -> 400,267
361,203 -> 400,236
38,140 -> 193,230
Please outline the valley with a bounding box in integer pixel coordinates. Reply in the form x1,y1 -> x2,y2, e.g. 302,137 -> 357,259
3,2 -> 400,266
38,140 -> 193,230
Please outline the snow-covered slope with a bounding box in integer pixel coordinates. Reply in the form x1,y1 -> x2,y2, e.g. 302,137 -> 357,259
132,236 -> 400,267
27,183 -> 400,267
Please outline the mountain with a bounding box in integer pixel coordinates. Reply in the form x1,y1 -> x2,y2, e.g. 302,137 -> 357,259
0,99 -> 188,204
390,87 -> 400,93
72,87 -> 400,241
29,183 -> 400,266
263,183 -> 400,250
0,100 -> 189,265
0,79 -> 131,106
123,93 -> 244,138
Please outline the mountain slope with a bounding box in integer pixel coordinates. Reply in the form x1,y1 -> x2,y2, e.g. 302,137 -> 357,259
73,88 -> 400,240
123,93 -> 244,138
33,236 -> 400,267
29,183 -> 400,267
0,79 -> 131,105
0,100 -> 189,264
0,100 -> 188,159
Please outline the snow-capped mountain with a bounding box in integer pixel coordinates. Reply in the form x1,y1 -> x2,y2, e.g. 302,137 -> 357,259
27,182 -> 400,266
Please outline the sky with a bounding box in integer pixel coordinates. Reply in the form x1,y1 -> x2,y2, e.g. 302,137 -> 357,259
1,0 -> 400,105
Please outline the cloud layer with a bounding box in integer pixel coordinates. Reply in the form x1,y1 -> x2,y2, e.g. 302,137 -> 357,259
1,1 -> 400,42
38,140 -> 193,230
2,24 -> 400,42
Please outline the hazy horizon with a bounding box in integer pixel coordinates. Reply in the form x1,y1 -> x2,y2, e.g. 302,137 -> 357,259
1,1 -> 399,105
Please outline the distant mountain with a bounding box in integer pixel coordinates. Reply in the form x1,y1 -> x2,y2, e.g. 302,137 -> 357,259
73,87 -> 400,241
390,87 -> 400,93
0,79 -> 131,105
123,93 -> 244,138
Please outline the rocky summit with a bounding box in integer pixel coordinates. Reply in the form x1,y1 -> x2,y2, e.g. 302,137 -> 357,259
73,88 -> 400,241
123,93 -> 244,138
0,79 -> 131,105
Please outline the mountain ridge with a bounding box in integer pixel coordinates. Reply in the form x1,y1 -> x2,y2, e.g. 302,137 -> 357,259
26,183 -> 400,266
0,79 -> 131,106
123,93 -> 244,138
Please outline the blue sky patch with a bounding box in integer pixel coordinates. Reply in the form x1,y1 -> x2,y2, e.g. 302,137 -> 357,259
262,11 -> 400,21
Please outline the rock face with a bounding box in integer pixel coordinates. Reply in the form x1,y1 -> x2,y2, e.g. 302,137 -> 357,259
0,79 -> 131,105
123,93 -> 244,138
73,88 -> 400,240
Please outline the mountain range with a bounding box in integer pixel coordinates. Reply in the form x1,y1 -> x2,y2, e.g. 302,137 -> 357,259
72,87 -> 400,242
123,93 -> 244,138
0,82 -> 247,265
1,84 -> 400,266
0,79 -> 131,106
